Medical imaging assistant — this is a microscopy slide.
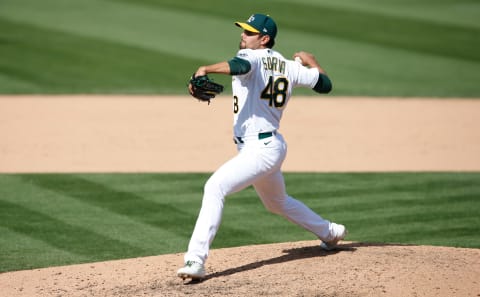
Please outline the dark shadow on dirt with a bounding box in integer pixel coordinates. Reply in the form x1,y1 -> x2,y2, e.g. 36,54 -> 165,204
183,241 -> 415,284
185,243 -> 355,284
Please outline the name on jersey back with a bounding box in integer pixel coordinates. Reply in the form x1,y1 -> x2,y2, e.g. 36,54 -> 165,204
262,57 -> 286,74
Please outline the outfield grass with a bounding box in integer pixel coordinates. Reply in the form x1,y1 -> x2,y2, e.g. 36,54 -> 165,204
0,0 -> 479,96
0,172 -> 478,272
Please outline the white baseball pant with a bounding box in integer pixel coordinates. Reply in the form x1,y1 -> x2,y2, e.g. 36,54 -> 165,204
184,132 -> 332,264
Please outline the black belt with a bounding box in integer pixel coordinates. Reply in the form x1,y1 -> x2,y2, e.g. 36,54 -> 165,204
234,131 -> 275,144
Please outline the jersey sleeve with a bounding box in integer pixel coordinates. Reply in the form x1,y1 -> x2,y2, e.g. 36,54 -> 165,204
228,57 -> 251,75
292,64 -> 320,88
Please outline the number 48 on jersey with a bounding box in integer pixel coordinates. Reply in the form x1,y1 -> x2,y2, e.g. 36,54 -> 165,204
261,76 -> 289,108
233,76 -> 289,114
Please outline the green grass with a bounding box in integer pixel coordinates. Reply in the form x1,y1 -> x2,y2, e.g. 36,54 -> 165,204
0,0 -> 479,96
1,172 -> 479,273
0,19 -> 207,94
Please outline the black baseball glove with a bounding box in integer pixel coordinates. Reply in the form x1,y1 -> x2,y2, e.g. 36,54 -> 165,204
189,73 -> 224,104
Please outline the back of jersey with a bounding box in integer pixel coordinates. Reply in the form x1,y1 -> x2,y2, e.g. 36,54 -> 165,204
232,48 -> 319,137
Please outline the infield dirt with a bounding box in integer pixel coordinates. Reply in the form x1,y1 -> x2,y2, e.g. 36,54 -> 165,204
0,96 -> 479,296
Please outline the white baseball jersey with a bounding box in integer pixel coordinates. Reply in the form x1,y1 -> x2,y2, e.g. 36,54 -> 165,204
232,48 -> 320,137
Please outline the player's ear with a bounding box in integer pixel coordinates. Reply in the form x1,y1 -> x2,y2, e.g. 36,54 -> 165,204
260,34 -> 270,46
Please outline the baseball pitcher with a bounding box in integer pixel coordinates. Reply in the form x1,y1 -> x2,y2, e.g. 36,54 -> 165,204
179,13 -> 347,281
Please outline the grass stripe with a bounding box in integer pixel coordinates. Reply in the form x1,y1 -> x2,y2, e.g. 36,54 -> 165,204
0,226 -> 87,272
0,200 -> 145,269
279,4 -> 479,62
363,223 -> 480,247
18,174 -> 197,237
1,172 -> 479,272
2,17 -> 477,97
110,0 -> 480,62
28,182 -> 189,253
0,0 -> 239,61
0,18 -> 216,94
284,172 -> 479,200
1,0 -> 479,96
0,174 -> 195,261
17,174 -> 259,248
285,0 -> 480,29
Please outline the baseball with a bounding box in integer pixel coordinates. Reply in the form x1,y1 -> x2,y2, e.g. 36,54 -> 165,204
294,56 -> 303,64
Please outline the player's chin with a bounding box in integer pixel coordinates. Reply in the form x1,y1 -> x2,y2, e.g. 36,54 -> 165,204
239,41 -> 246,49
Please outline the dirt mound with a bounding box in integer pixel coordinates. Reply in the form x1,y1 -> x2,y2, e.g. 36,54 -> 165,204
1,240 -> 479,297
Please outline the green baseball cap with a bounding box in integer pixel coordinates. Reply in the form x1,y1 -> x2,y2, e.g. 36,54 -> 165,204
235,14 -> 277,39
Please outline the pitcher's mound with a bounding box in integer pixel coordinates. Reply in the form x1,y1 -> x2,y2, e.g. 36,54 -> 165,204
2,240 -> 479,297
